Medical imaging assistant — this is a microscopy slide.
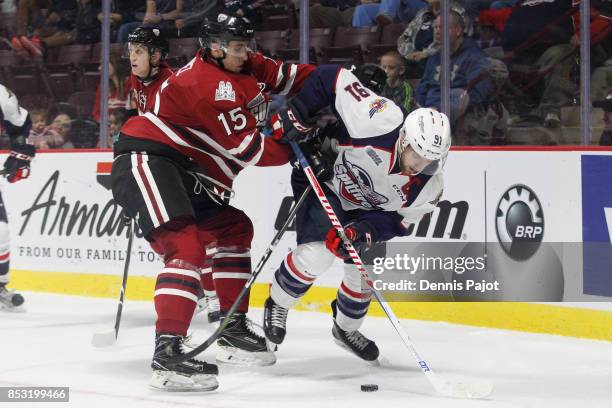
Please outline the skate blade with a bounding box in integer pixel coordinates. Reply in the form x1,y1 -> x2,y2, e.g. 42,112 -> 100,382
265,338 -> 278,352
0,304 -> 26,313
216,345 -> 276,367
91,330 -> 117,348
149,371 -> 219,392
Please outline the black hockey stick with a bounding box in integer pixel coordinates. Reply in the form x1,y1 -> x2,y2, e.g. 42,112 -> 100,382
92,218 -> 134,347
168,183 -> 312,364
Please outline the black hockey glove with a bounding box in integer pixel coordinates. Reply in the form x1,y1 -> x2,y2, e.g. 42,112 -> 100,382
290,135 -> 334,182
325,221 -> 374,259
270,97 -> 319,143
3,143 -> 36,183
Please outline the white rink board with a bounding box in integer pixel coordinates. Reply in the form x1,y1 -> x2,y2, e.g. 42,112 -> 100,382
0,150 -> 602,289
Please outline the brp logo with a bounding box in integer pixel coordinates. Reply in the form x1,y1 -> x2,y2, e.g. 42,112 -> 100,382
495,184 -> 544,260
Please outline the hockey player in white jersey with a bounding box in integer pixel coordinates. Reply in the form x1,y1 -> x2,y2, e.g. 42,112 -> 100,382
0,84 -> 36,310
263,65 -> 450,361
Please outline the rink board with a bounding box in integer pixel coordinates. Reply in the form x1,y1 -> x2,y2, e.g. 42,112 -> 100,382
3,147 -> 612,340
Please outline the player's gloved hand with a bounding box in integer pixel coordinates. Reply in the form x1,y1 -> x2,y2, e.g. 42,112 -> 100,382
325,221 -> 374,259
3,143 -> 35,183
270,98 -> 319,143
290,135 -> 334,182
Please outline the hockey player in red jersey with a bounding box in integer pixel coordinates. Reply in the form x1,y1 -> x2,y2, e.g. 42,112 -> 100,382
125,27 -> 174,115
111,13 -> 315,391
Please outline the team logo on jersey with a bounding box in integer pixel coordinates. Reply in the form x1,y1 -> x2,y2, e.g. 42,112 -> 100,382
215,81 -> 236,102
368,98 -> 387,118
247,92 -> 270,127
495,184 -> 544,261
335,153 -> 388,209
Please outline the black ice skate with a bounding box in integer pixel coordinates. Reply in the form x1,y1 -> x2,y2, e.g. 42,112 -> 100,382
150,334 -> 219,392
217,313 -> 276,366
0,285 -> 25,311
331,300 -> 379,362
263,296 -> 289,345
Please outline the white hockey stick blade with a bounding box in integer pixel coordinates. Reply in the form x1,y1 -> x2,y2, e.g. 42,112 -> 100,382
435,379 -> 494,399
91,330 -> 117,348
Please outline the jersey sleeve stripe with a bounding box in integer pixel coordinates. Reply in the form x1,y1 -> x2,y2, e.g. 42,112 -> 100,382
234,132 -> 263,163
275,63 -> 285,89
279,64 -> 298,95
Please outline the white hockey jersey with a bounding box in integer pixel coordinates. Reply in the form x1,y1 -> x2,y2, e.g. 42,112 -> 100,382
0,84 -> 29,139
296,66 -> 444,237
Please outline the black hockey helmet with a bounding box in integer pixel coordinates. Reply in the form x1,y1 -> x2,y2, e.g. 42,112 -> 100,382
127,27 -> 169,59
199,13 -> 255,55
352,63 -> 387,95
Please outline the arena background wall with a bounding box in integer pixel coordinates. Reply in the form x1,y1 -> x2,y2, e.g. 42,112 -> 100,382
3,147 -> 612,341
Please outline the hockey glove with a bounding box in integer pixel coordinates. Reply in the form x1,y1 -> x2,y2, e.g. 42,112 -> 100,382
325,221 -> 374,259
3,143 -> 35,183
270,97 -> 319,143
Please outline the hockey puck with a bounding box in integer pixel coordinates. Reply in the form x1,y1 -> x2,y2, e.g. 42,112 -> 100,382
361,384 -> 378,392
11,293 -> 24,307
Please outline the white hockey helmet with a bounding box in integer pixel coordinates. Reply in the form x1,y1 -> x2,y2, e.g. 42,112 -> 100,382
399,108 -> 451,161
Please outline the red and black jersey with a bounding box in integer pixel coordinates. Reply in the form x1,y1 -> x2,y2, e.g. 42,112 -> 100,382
120,51 -> 315,187
128,63 -> 174,115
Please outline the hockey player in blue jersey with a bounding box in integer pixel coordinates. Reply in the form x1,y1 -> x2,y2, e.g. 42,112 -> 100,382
0,83 -> 36,310
263,64 -> 451,362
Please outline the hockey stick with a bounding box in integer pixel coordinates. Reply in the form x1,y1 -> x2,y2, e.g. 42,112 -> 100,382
168,182 -> 313,364
92,218 -> 134,347
289,141 -> 493,399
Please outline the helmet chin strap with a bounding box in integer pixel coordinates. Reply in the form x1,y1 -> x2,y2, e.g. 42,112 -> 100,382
207,48 -> 227,70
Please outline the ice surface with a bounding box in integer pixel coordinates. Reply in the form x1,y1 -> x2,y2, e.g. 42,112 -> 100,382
2,292 -> 612,408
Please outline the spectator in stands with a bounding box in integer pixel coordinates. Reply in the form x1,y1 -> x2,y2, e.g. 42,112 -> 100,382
15,0 -> 49,38
310,0 -> 358,29
92,54 -> 130,123
74,0 -> 102,44
173,0 -> 219,37
28,113 -> 74,149
13,0 -> 78,58
107,107 -> 128,146
457,57 -> 509,145
116,0 -> 184,43
221,1 -> 265,22
45,112 -> 74,148
352,0 -> 427,27
379,51 -> 414,112
27,108 -> 51,148
415,11 -> 493,124
99,0 -> 146,43
481,0 -> 612,127
397,0 -> 466,78
463,0 -> 518,20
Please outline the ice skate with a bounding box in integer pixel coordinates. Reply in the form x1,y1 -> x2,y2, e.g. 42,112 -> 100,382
150,334 -> 219,392
331,300 -> 379,362
217,313 -> 276,366
263,296 -> 289,346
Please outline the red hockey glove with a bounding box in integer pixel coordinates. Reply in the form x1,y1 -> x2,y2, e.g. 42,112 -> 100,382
325,222 -> 373,259
3,143 -> 35,183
